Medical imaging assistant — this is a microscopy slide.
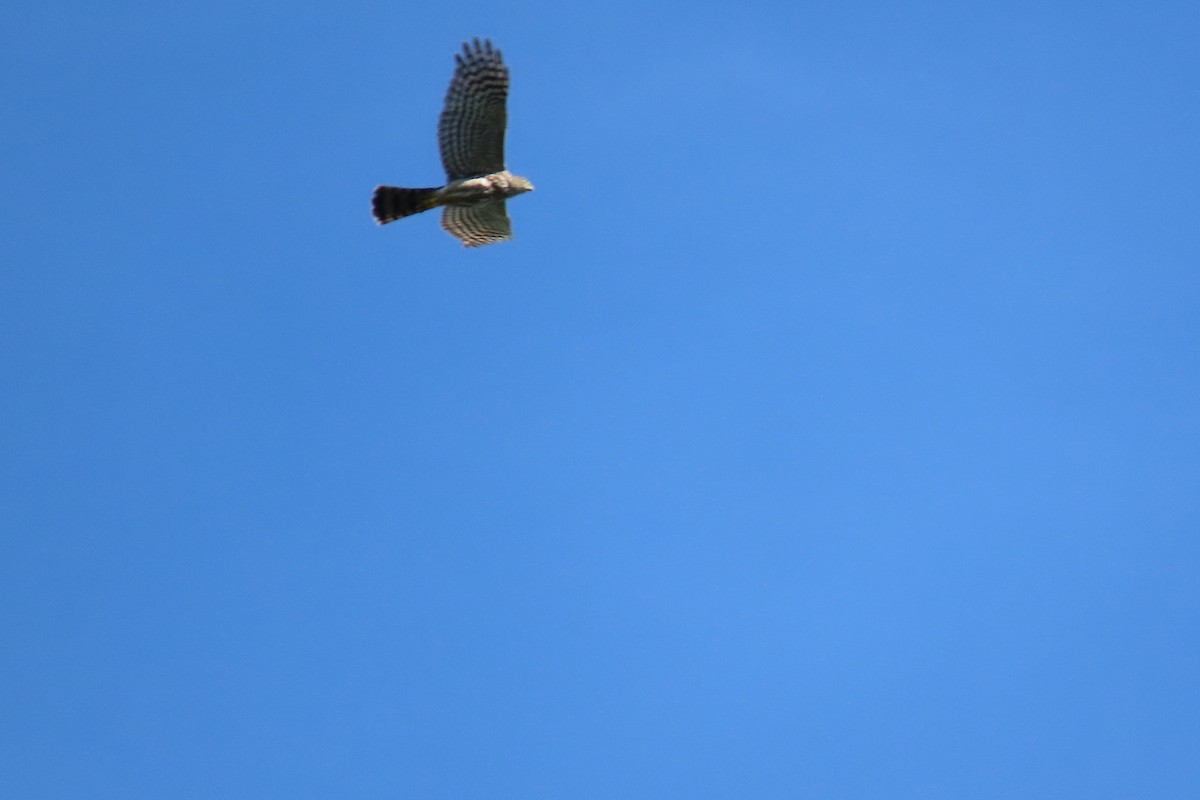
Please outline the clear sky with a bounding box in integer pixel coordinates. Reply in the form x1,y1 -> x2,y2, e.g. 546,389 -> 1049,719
3,1 -> 1199,797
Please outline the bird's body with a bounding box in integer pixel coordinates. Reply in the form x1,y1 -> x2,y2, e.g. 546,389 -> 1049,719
440,171 -> 534,204
372,39 -> 533,247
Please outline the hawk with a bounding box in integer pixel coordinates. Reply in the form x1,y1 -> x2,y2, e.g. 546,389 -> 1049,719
372,38 -> 534,247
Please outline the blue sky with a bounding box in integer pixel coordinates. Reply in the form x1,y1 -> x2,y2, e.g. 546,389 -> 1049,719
3,1 -> 1199,797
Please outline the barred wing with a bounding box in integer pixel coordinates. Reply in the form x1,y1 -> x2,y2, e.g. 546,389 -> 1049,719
441,203 -> 513,247
438,38 -> 509,180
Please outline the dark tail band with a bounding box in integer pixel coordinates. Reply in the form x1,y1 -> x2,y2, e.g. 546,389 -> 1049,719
372,185 -> 441,225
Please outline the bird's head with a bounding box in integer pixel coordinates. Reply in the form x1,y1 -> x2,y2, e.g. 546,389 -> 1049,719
509,175 -> 534,195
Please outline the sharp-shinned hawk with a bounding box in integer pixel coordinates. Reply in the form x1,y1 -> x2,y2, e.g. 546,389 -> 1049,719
372,38 -> 533,247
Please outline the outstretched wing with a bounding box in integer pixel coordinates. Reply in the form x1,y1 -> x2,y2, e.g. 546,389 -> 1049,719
438,38 -> 509,180
441,202 -> 513,247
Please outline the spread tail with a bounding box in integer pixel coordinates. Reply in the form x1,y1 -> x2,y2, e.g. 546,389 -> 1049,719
372,185 -> 442,225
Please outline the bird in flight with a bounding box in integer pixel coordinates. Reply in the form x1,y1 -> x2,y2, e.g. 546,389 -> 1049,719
372,38 -> 533,247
